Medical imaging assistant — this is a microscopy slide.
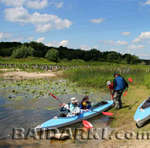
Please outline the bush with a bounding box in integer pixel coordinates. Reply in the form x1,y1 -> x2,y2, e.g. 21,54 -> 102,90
71,59 -> 85,63
11,45 -> 34,58
45,48 -> 59,62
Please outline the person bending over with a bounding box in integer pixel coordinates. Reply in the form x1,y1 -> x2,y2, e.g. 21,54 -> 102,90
112,73 -> 128,109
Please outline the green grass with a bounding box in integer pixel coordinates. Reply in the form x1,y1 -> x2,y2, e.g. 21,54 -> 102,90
0,57 -> 55,65
62,64 -> 150,132
64,65 -> 150,89
0,57 -> 147,66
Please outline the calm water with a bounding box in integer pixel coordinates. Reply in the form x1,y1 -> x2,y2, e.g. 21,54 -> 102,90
0,79 -> 111,148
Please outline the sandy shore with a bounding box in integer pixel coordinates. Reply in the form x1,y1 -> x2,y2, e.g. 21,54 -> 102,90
0,69 -> 59,79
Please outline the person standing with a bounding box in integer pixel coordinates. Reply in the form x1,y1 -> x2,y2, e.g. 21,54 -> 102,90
112,73 -> 128,109
106,81 -> 114,100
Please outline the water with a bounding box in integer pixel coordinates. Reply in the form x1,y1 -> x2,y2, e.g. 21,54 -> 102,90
0,79 -> 111,148
0,96 -> 58,139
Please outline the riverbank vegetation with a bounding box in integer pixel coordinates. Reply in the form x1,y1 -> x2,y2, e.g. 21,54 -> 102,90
0,41 -> 141,64
1,42 -> 150,147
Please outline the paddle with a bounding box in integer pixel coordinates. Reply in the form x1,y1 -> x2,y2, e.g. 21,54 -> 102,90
123,77 -> 133,97
49,92 -> 63,106
102,112 -> 114,116
128,77 -> 133,83
82,120 -> 93,129
123,90 -> 128,97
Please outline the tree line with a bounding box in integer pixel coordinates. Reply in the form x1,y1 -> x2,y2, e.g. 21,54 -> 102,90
0,41 -> 141,64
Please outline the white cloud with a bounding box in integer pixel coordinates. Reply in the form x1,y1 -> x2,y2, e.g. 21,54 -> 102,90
100,40 -> 115,45
0,0 -> 62,9
1,0 -> 25,7
46,40 -> 69,47
100,40 -> 128,46
90,18 -> 104,24
26,0 -> 48,9
11,37 -> 23,42
0,32 -> 11,40
55,2 -> 64,8
133,32 -> 150,43
128,44 -> 144,50
29,12 -> 55,24
144,0 -> 150,5
36,37 -> 45,43
116,40 -> 128,45
54,19 -> 72,30
36,24 -> 51,33
121,32 -> 131,36
4,7 -> 72,33
46,41 -> 59,47
5,7 -> 29,23
80,45 -> 90,51
49,1 -> 64,8
28,36 -> 34,41
46,42 -> 53,47
59,40 -> 68,47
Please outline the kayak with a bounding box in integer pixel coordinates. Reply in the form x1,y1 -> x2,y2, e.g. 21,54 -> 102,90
35,100 -> 113,130
134,97 -> 150,128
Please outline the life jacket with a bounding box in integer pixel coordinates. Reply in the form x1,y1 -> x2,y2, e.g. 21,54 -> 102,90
80,101 -> 91,109
114,76 -> 126,91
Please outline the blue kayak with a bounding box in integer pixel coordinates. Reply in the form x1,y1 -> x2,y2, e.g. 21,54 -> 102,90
134,97 -> 150,128
35,100 -> 113,130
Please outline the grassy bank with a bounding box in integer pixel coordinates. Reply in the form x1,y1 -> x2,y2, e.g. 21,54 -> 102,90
63,64 -> 150,147
63,65 -> 150,130
64,65 -> 150,89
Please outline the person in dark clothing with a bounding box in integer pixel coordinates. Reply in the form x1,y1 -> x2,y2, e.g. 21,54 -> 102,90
112,73 -> 128,109
80,96 -> 91,110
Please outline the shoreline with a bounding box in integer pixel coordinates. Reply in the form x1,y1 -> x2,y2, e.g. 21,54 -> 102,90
1,68 -> 150,147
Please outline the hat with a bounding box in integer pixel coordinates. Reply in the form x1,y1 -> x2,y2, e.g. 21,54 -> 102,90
106,81 -> 111,86
70,97 -> 78,103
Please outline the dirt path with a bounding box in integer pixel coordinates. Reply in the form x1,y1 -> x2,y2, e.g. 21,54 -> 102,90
0,69 -> 60,79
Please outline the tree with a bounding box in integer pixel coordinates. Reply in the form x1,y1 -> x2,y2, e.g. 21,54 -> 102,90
0,42 -> 21,56
25,41 -> 49,57
11,45 -> 34,58
106,51 -> 121,63
45,48 -> 59,62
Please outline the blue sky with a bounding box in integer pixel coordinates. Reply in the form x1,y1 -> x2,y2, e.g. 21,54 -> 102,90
0,0 -> 150,59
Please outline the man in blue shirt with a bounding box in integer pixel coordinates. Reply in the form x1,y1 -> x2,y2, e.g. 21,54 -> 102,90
112,73 -> 128,109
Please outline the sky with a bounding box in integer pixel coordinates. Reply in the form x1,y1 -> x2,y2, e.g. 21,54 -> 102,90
0,0 -> 150,59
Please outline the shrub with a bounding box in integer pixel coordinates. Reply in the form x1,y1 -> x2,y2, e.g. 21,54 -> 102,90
45,48 -> 59,62
11,45 -> 34,58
